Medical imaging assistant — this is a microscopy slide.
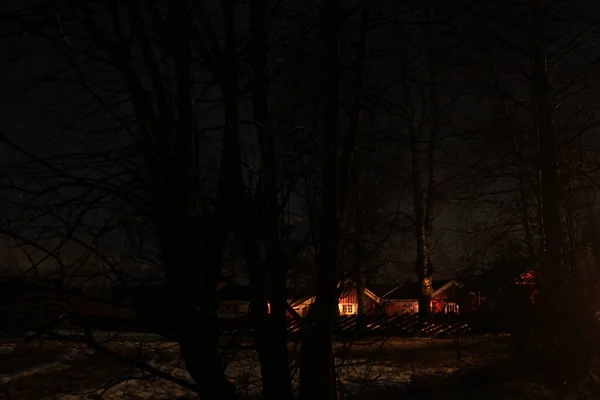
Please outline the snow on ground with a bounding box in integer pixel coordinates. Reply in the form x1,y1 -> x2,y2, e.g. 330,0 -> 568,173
0,335 -> 511,399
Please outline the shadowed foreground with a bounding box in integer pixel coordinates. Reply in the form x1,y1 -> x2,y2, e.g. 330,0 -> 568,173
0,334 -> 569,399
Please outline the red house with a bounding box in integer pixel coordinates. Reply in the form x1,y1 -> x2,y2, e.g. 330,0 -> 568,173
288,280 -> 382,317
372,280 -> 477,316
464,262 -> 538,311
217,278 -> 479,320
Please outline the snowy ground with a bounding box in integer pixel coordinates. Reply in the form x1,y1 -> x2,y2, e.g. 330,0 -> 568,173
0,334 -> 553,399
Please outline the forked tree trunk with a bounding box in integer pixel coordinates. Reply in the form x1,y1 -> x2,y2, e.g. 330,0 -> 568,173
219,1 -> 292,399
149,3 -> 237,398
159,227 -> 237,400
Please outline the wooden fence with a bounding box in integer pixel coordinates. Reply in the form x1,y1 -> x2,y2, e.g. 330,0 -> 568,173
282,313 -> 470,338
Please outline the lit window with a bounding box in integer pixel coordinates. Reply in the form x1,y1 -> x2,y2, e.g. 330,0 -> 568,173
445,303 -> 459,314
340,304 -> 356,315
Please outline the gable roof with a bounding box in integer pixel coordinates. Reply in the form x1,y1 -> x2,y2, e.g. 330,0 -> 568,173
289,279 -> 382,306
215,279 -> 468,304
373,279 -> 457,300
431,280 -> 463,297
368,284 -> 404,298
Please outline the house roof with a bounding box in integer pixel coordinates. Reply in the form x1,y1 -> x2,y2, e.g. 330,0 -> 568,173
213,278 -> 465,304
286,280 -> 354,302
288,279 -> 384,306
372,280 -> 455,300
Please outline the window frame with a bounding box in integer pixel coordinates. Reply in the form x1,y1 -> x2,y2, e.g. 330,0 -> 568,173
339,303 -> 357,315
444,302 -> 460,314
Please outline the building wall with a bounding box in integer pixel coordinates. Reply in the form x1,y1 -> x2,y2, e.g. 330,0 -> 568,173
339,287 -> 378,314
292,304 -> 310,317
339,287 -> 358,303
431,283 -> 477,315
431,286 -> 455,313
218,300 -> 250,318
290,287 -> 379,317
385,299 -> 419,315
383,283 -> 477,316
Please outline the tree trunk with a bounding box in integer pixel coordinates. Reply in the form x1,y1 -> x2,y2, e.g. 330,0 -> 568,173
406,2 -> 439,320
248,0 -> 291,398
488,52 -> 536,259
531,0 -> 573,380
356,272 -> 368,332
219,1 -> 292,399
533,0 -> 563,315
299,0 -> 341,398
154,3 -> 237,398
343,2 -> 369,334
407,82 -> 436,320
339,1 -> 369,215
353,150 -> 368,332
160,227 -> 237,400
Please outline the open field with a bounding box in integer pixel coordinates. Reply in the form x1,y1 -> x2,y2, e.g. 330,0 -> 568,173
0,334 -> 564,399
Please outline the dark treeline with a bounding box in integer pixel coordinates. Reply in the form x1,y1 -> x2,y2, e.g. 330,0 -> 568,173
1,0 -> 600,398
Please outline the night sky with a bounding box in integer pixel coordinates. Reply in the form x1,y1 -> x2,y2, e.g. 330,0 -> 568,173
1,0 -> 600,280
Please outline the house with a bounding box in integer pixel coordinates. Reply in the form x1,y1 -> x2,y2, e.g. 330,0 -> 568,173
371,279 -> 477,316
215,278 -> 479,321
288,280 -> 383,317
370,283 -> 419,314
464,259 -> 537,310
287,290 -> 314,318
217,284 -> 252,318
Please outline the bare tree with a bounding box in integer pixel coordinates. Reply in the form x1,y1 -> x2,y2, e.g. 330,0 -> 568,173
299,0 -> 342,397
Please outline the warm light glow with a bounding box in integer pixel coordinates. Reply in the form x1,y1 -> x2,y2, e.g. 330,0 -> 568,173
338,303 -> 357,315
